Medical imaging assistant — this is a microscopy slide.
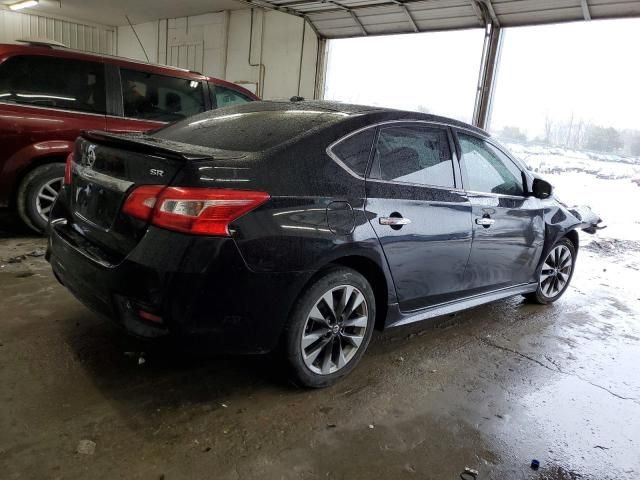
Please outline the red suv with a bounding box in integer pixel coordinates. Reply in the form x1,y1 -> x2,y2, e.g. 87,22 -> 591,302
0,42 -> 258,232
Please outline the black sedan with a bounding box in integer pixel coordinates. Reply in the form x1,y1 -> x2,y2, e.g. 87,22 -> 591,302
46,101 -> 602,387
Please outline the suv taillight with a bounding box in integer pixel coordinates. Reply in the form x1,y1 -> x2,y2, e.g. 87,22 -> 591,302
64,152 -> 74,185
122,186 -> 270,236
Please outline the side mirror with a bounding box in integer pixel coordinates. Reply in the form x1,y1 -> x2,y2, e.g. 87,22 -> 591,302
532,178 -> 553,199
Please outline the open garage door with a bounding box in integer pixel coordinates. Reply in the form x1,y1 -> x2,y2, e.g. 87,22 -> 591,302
240,0 -> 640,38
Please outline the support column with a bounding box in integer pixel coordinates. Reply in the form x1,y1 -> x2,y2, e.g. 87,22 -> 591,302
314,38 -> 328,100
472,22 -> 503,130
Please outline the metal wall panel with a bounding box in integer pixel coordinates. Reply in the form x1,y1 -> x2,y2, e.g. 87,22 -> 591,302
167,40 -> 205,72
0,9 -> 115,54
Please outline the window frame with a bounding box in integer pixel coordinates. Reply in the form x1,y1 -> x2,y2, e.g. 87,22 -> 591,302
453,128 -> 530,198
325,124 -> 377,179
0,54 -> 108,117
326,124 -> 377,180
327,120 -> 463,190
368,122 -> 458,190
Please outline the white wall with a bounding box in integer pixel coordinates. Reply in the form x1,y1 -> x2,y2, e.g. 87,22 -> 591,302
116,9 -> 319,100
117,21 -> 159,62
0,8 -> 116,54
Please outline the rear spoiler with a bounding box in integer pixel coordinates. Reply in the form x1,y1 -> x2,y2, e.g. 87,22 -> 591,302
82,130 -> 215,161
568,205 -> 606,234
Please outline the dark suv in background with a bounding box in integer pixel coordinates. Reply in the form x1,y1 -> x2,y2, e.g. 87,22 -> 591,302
0,42 -> 257,232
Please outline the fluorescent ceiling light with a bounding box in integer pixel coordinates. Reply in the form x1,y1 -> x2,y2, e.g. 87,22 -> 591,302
9,0 -> 39,11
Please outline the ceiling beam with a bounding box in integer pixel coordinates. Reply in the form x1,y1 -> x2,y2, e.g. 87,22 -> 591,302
235,0 -> 323,37
477,0 -> 500,27
581,0 -> 592,20
393,1 -> 420,33
247,0 -> 467,16
348,9 -> 368,35
322,0 -> 368,36
470,0 -> 487,26
275,1 -> 317,6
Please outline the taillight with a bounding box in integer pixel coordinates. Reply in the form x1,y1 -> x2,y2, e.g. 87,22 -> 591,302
64,152 -> 74,185
121,185 -> 164,221
122,186 -> 270,236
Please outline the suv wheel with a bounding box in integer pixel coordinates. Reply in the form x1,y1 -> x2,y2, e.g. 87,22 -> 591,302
17,163 -> 65,234
525,238 -> 576,304
283,266 -> 376,388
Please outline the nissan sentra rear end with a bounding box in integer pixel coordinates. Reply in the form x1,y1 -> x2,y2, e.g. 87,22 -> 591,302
45,102 -> 367,356
45,110 -> 325,352
49,132 -> 273,345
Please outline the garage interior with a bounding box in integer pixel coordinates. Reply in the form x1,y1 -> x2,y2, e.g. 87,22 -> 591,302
1,1 -> 640,479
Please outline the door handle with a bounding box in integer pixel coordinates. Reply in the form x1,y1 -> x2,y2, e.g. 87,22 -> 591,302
475,217 -> 495,227
379,216 -> 412,226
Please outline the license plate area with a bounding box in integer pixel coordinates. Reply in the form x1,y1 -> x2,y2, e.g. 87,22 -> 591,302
72,175 -> 126,230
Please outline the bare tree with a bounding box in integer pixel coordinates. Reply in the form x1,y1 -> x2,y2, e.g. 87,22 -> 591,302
565,112 -> 574,148
543,114 -> 553,145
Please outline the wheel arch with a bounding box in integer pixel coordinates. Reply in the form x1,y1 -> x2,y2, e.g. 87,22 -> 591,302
329,255 -> 389,331
564,229 -> 579,252
11,153 -> 69,208
282,254 -> 390,334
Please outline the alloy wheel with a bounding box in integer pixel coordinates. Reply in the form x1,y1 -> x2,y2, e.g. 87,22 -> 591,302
301,285 -> 369,375
36,177 -> 63,223
540,244 -> 573,298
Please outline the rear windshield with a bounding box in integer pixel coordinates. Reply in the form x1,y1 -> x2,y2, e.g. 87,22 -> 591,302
152,110 -> 347,152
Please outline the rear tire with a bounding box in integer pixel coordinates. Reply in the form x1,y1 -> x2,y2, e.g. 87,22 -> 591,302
283,266 -> 376,388
17,163 -> 65,234
525,237 -> 576,304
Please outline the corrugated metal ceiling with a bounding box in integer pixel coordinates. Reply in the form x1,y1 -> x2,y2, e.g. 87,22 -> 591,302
241,0 -> 640,38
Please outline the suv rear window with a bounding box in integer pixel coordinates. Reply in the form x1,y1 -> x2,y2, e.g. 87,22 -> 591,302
153,110 -> 346,152
0,55 -> 106,113
215,85 -> 253,108
121,68 -> 206,122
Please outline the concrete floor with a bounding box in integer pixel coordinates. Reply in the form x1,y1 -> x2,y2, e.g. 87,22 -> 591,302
1,211 -> 640,480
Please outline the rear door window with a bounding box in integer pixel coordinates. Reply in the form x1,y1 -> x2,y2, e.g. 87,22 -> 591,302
120,69 -> 205,122
215,85 -> 253,108
371,124 -> 455,188
0,55 -> 106,113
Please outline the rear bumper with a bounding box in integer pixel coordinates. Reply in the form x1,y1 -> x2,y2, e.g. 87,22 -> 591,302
47,221 -> 311,353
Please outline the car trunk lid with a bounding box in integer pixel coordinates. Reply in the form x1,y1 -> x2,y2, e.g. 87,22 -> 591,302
67,131 -> 239,260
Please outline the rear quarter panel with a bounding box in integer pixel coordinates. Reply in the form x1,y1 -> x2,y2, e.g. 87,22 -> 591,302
168,118 -> 399,307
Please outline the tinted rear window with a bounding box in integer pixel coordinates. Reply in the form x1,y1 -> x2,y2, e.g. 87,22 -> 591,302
152,110 -> 346,152
215,85 -> 253,108
121,68 -> 205,122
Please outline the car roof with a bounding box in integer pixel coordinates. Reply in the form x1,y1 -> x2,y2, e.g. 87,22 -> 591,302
0,43 -> 258,98
0,43 -> 198,73
223,99 -> 489,137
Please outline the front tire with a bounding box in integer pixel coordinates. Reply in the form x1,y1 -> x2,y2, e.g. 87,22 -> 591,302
283,266 -> 376,388
17,163 -> 65,234
525,237 -> 576,304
